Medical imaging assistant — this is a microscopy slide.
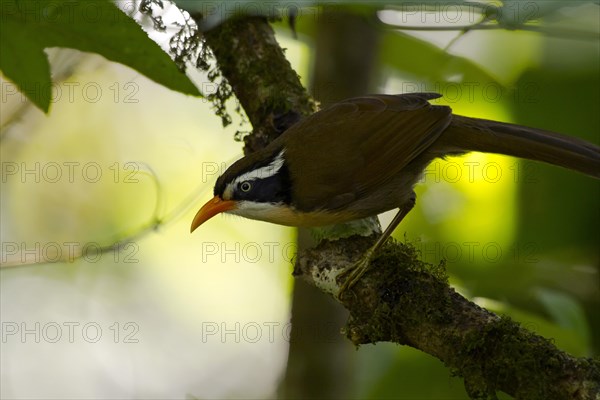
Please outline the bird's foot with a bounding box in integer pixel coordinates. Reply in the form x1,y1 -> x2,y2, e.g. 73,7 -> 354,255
336,247 -> 375,299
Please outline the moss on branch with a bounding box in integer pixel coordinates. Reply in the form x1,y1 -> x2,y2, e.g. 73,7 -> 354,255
295,237 -> 600,399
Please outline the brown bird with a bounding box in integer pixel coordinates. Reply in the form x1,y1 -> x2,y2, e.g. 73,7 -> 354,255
191,93 -> 600,295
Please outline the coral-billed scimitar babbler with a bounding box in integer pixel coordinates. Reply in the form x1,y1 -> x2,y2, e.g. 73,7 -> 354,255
190,93 -> 600,296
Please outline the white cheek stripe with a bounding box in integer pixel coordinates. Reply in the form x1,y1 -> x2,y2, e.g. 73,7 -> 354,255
223,149 -> 286,199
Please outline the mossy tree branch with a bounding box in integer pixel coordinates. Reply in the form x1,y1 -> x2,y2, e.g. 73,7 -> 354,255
193,15 -> 600,400
295,237 -> 599,399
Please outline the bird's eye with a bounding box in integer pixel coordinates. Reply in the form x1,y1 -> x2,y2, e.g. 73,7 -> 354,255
239,181 -> 252,192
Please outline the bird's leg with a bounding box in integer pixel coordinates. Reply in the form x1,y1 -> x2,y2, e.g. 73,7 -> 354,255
337,196 -> 416,299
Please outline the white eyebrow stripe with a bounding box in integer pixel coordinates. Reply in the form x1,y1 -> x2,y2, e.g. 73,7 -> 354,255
232,149 -> 286,184
223,149 -> 286,200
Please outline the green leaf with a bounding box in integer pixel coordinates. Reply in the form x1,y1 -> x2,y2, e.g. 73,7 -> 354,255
0,0 -> 200,113
0,19 -> 52,111
534,287 -> 590,347
379,30 -> 499,87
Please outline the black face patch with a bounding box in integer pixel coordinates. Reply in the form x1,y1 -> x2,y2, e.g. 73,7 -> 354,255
233,163 -> 292,204
213,147 -> 292,205
213,149 -> 279,197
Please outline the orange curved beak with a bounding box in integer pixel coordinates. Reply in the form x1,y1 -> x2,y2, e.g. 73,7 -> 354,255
190,196 -> 236,233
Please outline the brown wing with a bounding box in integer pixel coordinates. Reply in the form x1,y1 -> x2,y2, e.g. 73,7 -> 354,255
279,93 -> 452,212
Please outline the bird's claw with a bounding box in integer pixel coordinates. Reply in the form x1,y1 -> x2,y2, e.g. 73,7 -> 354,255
336,248 -> 375,300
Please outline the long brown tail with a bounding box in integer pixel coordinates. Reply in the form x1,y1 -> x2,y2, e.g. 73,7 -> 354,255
436,115 -> 600,179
